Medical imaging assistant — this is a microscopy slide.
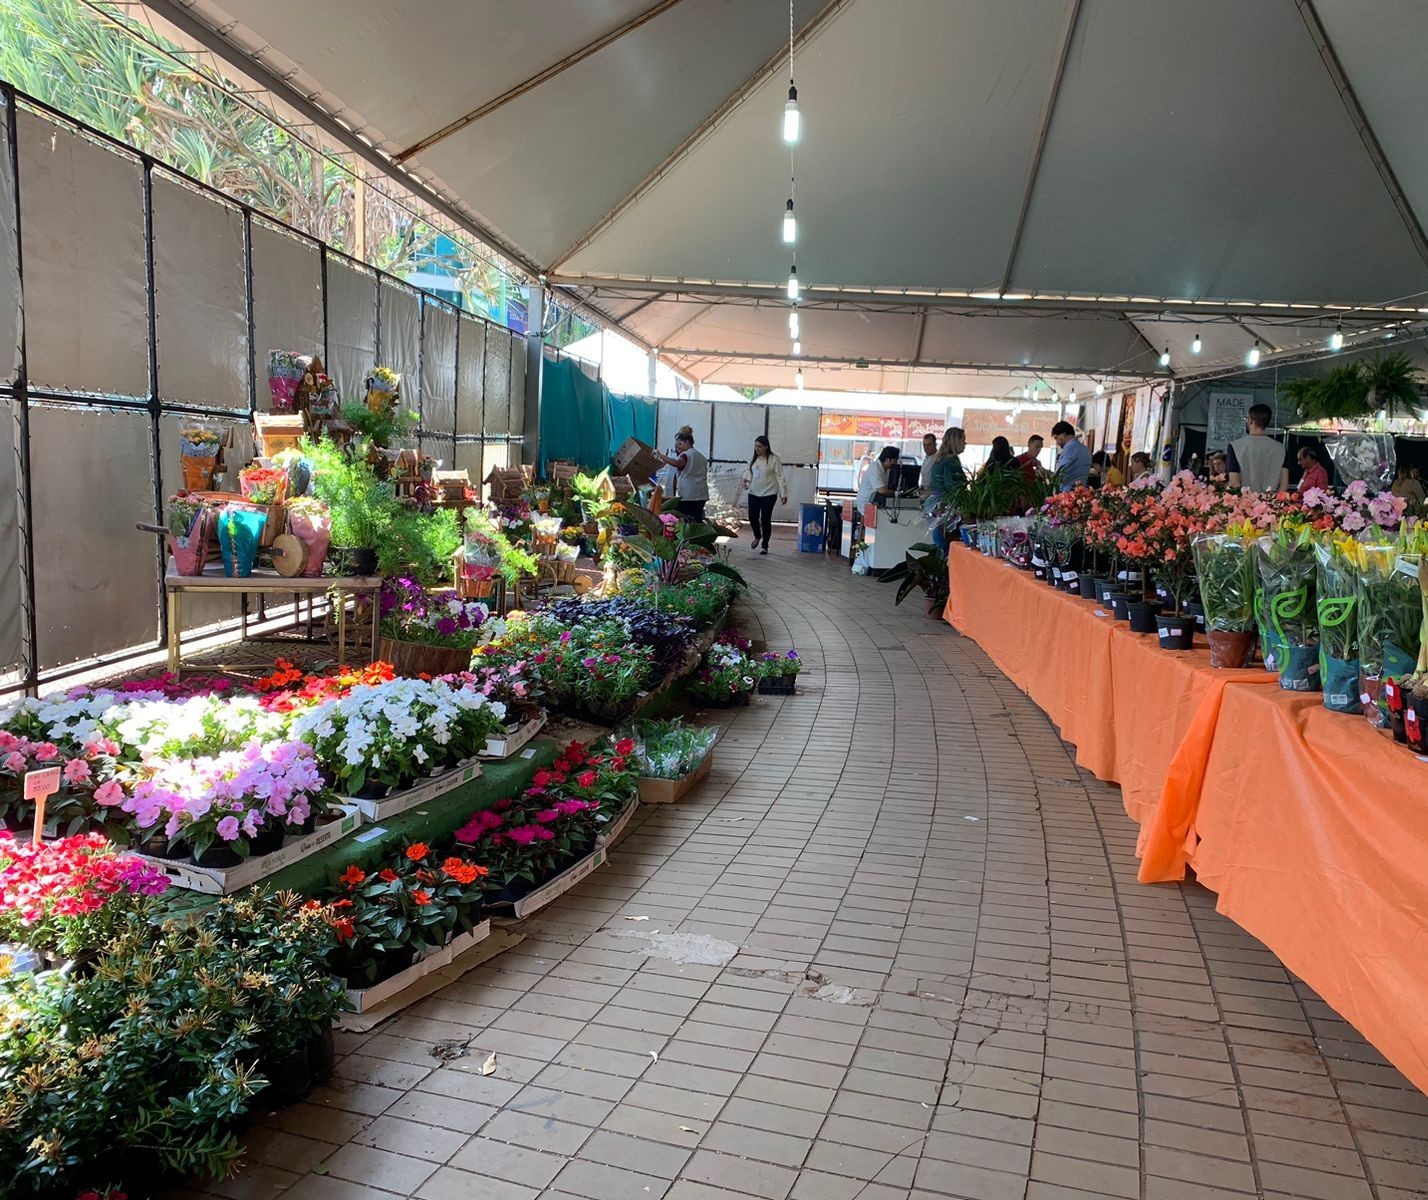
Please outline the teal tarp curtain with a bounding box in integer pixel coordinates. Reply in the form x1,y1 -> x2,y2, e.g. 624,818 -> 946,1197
540,356 -> 657,473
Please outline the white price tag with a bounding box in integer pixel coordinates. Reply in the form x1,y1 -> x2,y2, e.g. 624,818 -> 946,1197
352,825 -> 387,843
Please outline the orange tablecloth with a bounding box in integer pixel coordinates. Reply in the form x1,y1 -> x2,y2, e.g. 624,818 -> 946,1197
945,544 -> 1428,1093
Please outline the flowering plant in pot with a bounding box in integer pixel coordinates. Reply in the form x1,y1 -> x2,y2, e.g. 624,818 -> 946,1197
285,495 -> 331,576
503,615 -> 657,721
253,657 -> 395,713
1355,533 -> 1421,729
164,491 -> 212,576
0,832 -> 168,963
379,576 -> 491,675
1315,532 -> 1364,712
757,650 -> 801,694
106,693 -> 287,763
687,642 -> 758,705
1194,526 -> 1258,668
238,464 -> 289,505
624,720 -> 716,781
0,732 -> 127,838
291,677 -> 506,795
444,661 -> 539,726
118,739 -> 326,865
1253,518 -> 1320,688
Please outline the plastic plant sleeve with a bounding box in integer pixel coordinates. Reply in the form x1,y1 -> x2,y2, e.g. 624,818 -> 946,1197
1192,533 -> 1255,633
168,507 -> 212,577
1315,537 -> 1361,714
287,509 -> 332,577
1254,535 -> 1318,689
218,506 -> 266,577
1356,545 -> 1419,675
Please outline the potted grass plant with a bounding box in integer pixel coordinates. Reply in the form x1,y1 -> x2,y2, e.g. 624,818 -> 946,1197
1194,526 -> 1258,668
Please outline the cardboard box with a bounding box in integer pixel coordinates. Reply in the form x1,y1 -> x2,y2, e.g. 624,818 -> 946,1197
342,759 -> 483,820
612,437 -> 665,485
344,920 -> 491,1013
596,798 -> 640,850
480,714 -> 547,759
637,749 -> 713,805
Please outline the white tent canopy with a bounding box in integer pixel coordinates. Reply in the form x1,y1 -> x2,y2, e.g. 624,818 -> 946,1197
150,0 -> 1428,396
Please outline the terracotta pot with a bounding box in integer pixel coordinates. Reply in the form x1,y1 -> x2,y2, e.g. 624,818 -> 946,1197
1207,630 -> 1255,669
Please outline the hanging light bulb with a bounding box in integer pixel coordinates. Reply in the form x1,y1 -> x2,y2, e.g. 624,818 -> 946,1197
783,84 -> 800,144
1247,340 -> 1262,367
1159,346 -> 1171,368
1005,411 -> 1015,426
1069,388 -> 1077,403
786,265 -> 799,301
792,340 -> 802,356
1191,333 -> 1202,355
782,198 -> 796,245
1022,385 -> 1030,400
795,367 -> 805,390
1329,324 -> 1344,352
1095,382 -> 1105,396
788,309 -> 800,339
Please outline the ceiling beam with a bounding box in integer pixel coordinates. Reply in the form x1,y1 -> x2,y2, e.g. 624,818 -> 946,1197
140,0 -> 545,279
1000,0 -> 1082,294
549,0 -> 850,272
394,0 -> 685,163
910,310 -> 928,362
655,345 -> 1161,378
1296,0 -> 1428,272
550,274 -> 1423,321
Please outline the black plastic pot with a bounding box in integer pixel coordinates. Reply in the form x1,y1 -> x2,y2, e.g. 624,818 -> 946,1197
261,1043 -> 314,1108
1077,572 -> 1101,599
249,824 -> 286,857
1107,592 -> 1132,621
1156,614 -> 1195,650
143,836 -> 193,863
757,677 -> 797,695
1407,691 -> 1428,753
353,779 -> 391,800
1183,601 -> 1208,633
335,546 -> 378,576
194,841 -> 244,869
1093,577 -> 1117,605
307,1026 -> 336,1085
1127,600 -> 1161,634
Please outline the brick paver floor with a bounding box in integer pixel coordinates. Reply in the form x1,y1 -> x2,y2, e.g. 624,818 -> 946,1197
180,530 -> 1428,1199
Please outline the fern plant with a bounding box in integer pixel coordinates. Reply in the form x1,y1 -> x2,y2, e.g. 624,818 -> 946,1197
1281,353 -> 1423,422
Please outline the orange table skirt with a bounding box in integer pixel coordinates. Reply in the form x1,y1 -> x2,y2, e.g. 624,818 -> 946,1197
945,544 -> 1428,1093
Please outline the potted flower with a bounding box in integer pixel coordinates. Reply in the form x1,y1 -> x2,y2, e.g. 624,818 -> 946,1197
688,641 -> 758,707
178,426 -> 220,490
1254,519 -> 1320,688
626,721 -> 716,803
379,577 -> 491,676
1194,526 -> 1259,668
165,491 -> 212,576
556,526 -> 584,563
757,650 -> 801,694
1315,532 -> 1363,712
284,494 -> 331,576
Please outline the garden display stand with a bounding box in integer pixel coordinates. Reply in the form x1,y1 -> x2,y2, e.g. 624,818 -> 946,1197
136,805 -> 363,895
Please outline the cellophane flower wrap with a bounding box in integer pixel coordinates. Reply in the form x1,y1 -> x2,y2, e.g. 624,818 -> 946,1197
625,720 -> 716,780
286,495 -> 331,577
1315,532 -> 1363,713
238,465 -> 288,505
1193,527 -> 1257,633
1254,518 -> 1320,689
1355,535 -> 1422,680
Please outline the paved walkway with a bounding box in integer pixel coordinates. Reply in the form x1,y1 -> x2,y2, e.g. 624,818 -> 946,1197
187,531 -> 1428,1200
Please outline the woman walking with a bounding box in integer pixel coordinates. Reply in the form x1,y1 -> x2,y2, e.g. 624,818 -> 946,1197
742,435 -> 788,554
656,426 -> 709,522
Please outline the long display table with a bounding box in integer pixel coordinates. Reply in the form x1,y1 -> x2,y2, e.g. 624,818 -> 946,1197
944,543 -> 1428,1094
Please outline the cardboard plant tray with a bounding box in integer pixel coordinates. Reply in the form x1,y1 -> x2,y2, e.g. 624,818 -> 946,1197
342,759 -> 483,820
637,749 -> 714,805
596,798 -> 640,850
138,806 -> 363,895
344,919 -> 491,1013
480,713 -> 548,759
489,847 -> 607,922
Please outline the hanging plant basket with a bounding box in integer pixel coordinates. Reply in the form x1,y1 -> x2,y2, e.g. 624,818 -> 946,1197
378,636 -> 472,678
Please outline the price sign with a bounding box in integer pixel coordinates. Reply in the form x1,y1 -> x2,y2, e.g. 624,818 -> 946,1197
24,767 -> 62,842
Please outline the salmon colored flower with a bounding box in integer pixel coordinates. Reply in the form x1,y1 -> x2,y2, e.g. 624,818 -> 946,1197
405,843 -> 429,861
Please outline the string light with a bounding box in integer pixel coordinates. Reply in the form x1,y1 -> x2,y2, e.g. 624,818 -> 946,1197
1329,324 -> 1344,351
1022,385 -> 1030,400
783,86 -> 800,144
1095,382 -> 1105,396
786,266 -> 799,301
1159,346 -> 1170,368
792,340 -> 802,356
788,310 -> 800,339
1069,388 -> 1077,403
782,198 -> 796,245
1191,333 -> 1202,355
1247,340 -> 1261,367
795,367 -> 805,390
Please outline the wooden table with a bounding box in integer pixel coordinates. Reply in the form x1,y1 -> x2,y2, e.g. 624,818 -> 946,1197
164,564 -> 381,673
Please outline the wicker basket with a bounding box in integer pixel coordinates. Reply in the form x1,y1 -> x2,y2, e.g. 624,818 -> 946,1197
378,636 -> 472,678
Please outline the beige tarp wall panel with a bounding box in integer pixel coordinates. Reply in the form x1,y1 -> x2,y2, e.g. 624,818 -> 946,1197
455,313 -> 486,438
657,400 -> 712,455
453,441 -> 483,487
0,97 -> 19,387
420,302 -> 457,440
509,332 -> 527,453
0,398 -> 22,674
32,406 -> 156,668
153,175 -> 249,409
767,406 -> 820,465
482,323 -> 511,437
325,259 -> 377,402
377,281 -> 420,400
482,442 -> 509,473
711,402 -> 763,462
251,219 -> 324,403
774,466 -> 817,523
18,112 -> 148,398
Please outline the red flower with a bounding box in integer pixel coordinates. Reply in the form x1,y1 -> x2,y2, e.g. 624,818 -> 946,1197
378,868 -> 398,882
412,889 -> 432,906
332,917 -> 355,942
576,770 -> 597,789
405,843 -> 429,862
340,865 -> 366,887
614,738 -> 635,755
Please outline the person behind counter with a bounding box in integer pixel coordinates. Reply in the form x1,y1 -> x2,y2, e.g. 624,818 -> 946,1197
1298,446 -> 1330,493
1227,403 -> 1289,494
655,425 -> 709,522
741,435 -> 788,556
1090,450 -> 1124,488
1050,421 -> 1091,491
1129,451 -> 1155,484
917,432 -> 938,493
1392,462 -> 1425,505
856,445 -> 901,510
1015,435 -> 1044,482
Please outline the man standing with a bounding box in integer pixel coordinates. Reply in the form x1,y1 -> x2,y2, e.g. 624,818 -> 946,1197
1227,403 -> 1289,493
857,445 -> 901,510
1050,421 -> 1091,491
1014,435 -> 1044,483
918,432 -> 939,493
1297,446 -> 1329,493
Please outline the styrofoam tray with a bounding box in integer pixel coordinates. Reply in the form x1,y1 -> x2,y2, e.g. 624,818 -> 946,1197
342,759 -> 483,820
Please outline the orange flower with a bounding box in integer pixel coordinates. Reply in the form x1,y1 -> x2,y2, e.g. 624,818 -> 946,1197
412,889 -> 432,906
332,917 -> 355,941
442,856 -> 486,885
405,843 -> 429,862
378,868 -> 398,882
340,865 -> 366,887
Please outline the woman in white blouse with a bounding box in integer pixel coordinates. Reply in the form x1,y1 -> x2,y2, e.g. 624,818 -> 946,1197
741,435 -> 788,555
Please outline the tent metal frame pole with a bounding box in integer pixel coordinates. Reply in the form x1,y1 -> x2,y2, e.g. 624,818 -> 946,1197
1296,0 -> 1428,273
654,346 -> 1160,380
1000,0 -> 1082,295
550,0 -> 850,272
395,0 -> 687,162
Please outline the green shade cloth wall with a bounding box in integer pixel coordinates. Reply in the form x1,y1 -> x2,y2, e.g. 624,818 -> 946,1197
539,355 -> 656,473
